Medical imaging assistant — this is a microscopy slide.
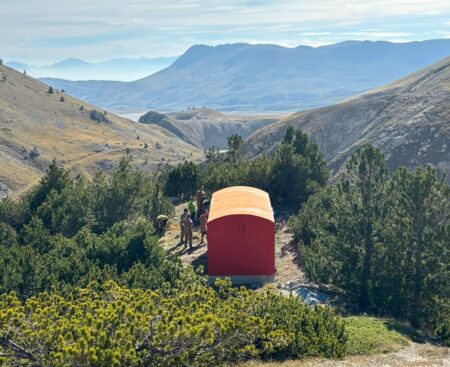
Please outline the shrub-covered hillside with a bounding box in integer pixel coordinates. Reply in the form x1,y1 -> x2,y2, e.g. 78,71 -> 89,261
0,150 -> 346,367
0,127 -> 448,366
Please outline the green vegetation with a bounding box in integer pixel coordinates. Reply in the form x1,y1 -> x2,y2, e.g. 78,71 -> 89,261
0,154 -> 176,299
163,127 -> 328,208
289,145 -> 449,342
0,280 -> 345,367
163,160 -> 201,199
1,127 -> 448,366
344,317 -> 409,355
142,132 -> 449,346
0,151 -> 346,366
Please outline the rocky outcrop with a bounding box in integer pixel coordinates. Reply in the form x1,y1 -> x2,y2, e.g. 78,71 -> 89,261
138,111 -> 168,124
0,183 -> 11,199
89,109 -> 111,124
29,147 -> 40,158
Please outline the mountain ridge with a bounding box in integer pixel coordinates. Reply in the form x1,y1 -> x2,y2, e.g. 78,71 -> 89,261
245,55 -> 450,178
39,39 -> 450,112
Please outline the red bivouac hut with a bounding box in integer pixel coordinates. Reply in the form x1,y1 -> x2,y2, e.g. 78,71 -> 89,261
207,186 -> 275,284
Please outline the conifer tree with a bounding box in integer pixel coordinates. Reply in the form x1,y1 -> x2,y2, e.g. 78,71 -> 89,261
344,145 -> 387,310
380,166 -> 449,328
226,133 -> 244,166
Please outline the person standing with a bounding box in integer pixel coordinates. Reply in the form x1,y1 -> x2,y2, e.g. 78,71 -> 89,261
199,210 -> 208,244
182,213 -> 193,249
180,208 -> 188,243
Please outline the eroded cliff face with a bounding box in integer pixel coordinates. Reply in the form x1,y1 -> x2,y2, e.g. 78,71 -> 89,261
138,108 -> 283,150
245,57 -> 450,178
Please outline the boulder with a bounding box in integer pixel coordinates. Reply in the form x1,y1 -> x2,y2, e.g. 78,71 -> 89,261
29,147 -> 40,158
90,109 -> 110,124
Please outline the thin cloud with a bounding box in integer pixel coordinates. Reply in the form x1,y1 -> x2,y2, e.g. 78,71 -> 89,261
1,0 -> 450,62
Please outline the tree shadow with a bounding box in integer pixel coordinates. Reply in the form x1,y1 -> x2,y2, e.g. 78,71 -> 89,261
280,238 -> 303,269
384,319 -> 432,344
166,240 -> 185,253
191,250 -> 208,274
179,243 -> 206,255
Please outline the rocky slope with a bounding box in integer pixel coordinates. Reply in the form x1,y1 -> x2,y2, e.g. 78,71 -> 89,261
138,108 -> 283,149
245,56 -> 450,177
0,64 -> 201,198
41,40 -> 450,112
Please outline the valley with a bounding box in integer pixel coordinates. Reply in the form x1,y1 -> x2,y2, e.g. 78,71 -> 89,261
120,108 -> 286,150
2,50 -> 450,197
0,18 -> 449,366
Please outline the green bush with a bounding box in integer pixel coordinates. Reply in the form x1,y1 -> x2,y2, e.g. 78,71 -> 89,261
0,280 -> 346,367
289,145 -> 449,340
164,127 -> 329,209
0,155 -> 177,300
344,317 -> 409,355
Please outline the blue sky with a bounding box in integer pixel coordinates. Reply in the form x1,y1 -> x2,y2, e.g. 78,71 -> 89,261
1,0 -> 450,64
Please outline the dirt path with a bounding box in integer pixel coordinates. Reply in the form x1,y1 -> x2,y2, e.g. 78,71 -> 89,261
240,342 -> 450,366
274,220 -> 306,284
11,146 -> 129,199
159,204 -> 208,271
159,204 -> 305,282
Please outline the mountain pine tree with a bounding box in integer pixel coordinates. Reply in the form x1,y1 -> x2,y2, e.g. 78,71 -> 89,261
291,146 -> 449,340
344,145 -> 387,310
378,166 -> 449,329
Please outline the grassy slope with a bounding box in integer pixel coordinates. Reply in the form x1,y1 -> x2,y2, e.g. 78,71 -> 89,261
0,64 -> 202,196
345,316 -> 409,355
238,316 -> 448,367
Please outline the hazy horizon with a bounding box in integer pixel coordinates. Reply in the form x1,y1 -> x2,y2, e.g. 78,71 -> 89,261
2,0 -> 450,65
6,38 -> 450,81
6,37 -> 449,65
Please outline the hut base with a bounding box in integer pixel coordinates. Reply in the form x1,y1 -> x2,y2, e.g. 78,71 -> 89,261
208,274 -> 275,285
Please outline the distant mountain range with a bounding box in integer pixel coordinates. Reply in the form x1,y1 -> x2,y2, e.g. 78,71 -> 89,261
5,57 -> 177,81
245,56 -> 450,178
40,39 -> 450,112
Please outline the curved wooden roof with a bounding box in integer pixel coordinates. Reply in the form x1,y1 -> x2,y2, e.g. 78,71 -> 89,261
208,186 -> 274,223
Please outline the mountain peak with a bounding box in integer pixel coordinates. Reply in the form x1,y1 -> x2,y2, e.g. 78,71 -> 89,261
50,58 -> 90,68
36,39 -> 450,112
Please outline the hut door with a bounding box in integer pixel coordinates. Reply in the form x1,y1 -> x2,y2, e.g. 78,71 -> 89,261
238,245 -> 250,273
238,224 -> 249,273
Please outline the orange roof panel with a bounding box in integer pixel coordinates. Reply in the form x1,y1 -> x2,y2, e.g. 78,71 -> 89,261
208,186 -> 274,223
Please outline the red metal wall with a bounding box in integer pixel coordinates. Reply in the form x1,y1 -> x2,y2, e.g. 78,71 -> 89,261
207,214 -> 275,276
